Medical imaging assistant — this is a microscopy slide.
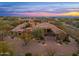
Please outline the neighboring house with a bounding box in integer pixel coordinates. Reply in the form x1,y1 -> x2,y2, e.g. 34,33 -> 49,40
11,19 -> 39,33
11,22 -> 27,33
10,21 -> 34,34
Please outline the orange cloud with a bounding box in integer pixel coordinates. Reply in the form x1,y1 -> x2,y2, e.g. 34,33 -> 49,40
62,12 -> 79,16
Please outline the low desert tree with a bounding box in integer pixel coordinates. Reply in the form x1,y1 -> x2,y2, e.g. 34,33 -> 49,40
18,32 -> 33,45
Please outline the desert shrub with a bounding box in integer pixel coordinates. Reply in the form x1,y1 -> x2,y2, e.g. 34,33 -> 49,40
72,53 -> 78,56
0,41 -> 14,56
25,53 -> 32,56
32,28 -> 44,40
48,51 -> 55,56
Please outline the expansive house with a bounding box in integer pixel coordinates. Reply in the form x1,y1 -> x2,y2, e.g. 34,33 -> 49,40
11,21 -> 68,41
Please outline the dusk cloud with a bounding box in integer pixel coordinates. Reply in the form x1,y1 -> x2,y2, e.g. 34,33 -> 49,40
0,2 -> 79,16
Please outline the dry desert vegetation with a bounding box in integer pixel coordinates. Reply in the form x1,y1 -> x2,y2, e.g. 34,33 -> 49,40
0,16 -> 79,56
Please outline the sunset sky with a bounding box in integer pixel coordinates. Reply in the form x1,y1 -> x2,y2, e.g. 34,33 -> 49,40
0,2 -> 79,16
